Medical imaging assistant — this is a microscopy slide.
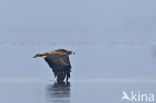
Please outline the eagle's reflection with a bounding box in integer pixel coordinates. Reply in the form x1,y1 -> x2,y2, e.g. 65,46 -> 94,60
46,82 -> 70,103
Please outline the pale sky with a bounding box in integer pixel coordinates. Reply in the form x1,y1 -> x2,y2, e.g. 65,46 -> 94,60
0,0 -> 156,42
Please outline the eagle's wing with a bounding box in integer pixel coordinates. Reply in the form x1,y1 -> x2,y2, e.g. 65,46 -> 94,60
44,54 -> 71,67
44,54 -> 71,80
53,55 -> 71,67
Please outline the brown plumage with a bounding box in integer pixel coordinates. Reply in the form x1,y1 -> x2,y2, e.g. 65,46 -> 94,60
33,49 -> 75,82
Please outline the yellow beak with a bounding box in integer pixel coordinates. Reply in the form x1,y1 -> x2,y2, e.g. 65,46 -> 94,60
42,56 -> 47,58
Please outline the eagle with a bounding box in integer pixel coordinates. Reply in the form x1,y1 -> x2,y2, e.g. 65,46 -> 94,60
33,49 -> 75,82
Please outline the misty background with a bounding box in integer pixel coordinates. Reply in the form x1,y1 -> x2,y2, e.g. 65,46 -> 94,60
0,0 -> 156,42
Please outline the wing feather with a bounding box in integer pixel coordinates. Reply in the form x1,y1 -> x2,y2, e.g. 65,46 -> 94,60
44,54 -> 71,81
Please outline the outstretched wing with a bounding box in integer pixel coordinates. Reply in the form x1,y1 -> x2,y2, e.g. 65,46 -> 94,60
44,54 -> 71,67
44,54 -> 71,80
